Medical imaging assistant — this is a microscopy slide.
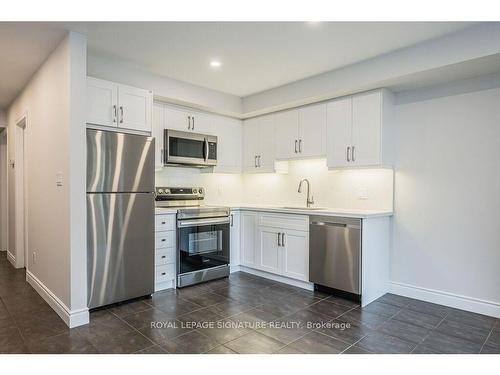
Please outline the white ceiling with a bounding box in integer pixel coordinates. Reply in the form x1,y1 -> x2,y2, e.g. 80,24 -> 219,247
73,22 -> 474,96
0,22 -> 475,108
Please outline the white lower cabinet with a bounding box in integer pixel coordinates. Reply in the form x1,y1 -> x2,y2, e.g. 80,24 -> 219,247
257,226 -> 281,274
281,229 -> 309,281
154,213 -> 176,291
241,211 -> 309,282
240,211 -> 258,268
230,210 -> 241,270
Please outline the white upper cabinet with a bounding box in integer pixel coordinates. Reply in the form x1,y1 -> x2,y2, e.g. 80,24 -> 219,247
274,103 -> 326,160
327,89 -> 393,168
86,77 -> 153,134
274,110 -> 299,159
211,116 -> 242,174
242,114 -> 275,173
152,101 -> 165,170
299,103 -> 327,158
118,84 -> 153,133
351,92 -> 382,166
87,78 -> 118,128
242,118 -> 259,171
164,105 -> 212,134
326,96 -> 352,168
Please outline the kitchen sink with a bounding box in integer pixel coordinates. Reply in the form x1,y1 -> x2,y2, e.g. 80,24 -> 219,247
279,206 -> 325,210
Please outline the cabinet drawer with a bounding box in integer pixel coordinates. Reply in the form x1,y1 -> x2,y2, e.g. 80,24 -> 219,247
155,247 -> 175,265
155,231 -> 175,249
155,264 -> 175,283
155,214 -> 176,231
259,213 -> 309,231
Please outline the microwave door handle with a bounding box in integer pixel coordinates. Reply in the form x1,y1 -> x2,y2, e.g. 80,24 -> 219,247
204,138 -> 209,162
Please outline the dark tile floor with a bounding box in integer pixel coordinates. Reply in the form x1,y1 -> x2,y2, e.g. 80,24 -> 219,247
1,252 -> 499,354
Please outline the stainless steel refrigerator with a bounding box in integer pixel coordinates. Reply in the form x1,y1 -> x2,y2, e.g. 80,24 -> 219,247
86,129 -> 155,309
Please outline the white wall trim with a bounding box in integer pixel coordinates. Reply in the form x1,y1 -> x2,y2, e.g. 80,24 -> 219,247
389,281 -> 500,319
26,270 -> 89,328
239,266 -> 313,291
7,250 -> 15,267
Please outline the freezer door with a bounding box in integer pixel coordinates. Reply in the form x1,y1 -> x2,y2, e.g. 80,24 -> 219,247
87,129 -> 154,193
87,192 -> 154,309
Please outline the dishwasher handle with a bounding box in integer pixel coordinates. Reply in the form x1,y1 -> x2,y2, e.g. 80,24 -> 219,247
310,220 -> 360,229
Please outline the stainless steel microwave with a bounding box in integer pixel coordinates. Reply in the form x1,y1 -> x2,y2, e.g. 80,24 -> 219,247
164,129 -> 217,167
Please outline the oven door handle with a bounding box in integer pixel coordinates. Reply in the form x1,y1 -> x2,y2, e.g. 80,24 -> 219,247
178,217 -> 230,228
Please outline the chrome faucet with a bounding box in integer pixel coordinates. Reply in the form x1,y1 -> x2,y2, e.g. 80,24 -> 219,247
298,178 -> 314,208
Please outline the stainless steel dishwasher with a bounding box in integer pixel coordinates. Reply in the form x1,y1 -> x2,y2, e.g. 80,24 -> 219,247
309,216 -> 361,299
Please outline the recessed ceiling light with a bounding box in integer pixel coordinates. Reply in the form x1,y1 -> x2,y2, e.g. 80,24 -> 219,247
210,60 -> 221,68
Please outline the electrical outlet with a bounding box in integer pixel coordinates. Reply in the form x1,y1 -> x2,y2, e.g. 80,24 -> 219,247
358,187 -> 368,200
32,251 -> 37,264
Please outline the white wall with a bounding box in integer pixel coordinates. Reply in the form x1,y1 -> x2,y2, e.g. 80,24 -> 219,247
155,160 -> 394,211
0,109 -> 5,127
6,32 -> 88,326
391,84 -> 500,315
87,54 -> 242,117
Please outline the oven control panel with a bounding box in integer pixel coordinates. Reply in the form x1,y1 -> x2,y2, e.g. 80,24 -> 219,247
155,187 -> 205,201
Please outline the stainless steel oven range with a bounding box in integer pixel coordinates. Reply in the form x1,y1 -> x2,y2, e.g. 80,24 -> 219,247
155,187 -> 230,287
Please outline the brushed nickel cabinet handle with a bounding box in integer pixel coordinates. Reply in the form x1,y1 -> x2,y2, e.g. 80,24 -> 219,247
258,155 -> 261,168
278,233 -> 282,247
352,146 -> 356,162
192,116 -> 195,130
119,106 -> 124,124
295,140 -> 298,153
347,146 -> 351,162
282,233 -> 286,246
113,105 -> 117,122
299,139 -> 302,153
254,155 -> 258,168
187,116 -> 191,130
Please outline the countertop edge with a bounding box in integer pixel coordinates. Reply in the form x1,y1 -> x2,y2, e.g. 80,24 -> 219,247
155,205 -> 393,219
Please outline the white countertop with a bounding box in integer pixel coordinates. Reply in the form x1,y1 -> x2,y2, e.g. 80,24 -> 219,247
156,204 -> 392,219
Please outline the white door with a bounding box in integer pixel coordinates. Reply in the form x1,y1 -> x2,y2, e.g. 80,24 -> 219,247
257,115 -> 275,171
165,106 -> 191,131
87,77 -> 118,127
242,119 -> 258,172
152,102 -> 165,169
281,229 -> 309,281
230,211 -> 241,268
274,110 -> 299,160
189,111 -> 212,134
213,116 -> 242,173
351,91 -> 381,166
258,226 -> 281,274
240,211 -> 257,267
327,97 -> 352,168
299,103 -> 327,158
117,84 -> 152,133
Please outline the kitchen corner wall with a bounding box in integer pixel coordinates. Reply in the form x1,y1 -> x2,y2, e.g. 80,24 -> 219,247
155,159 -> 394,211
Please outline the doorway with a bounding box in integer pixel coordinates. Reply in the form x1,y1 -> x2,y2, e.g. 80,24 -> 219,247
0,127 -> 7,255
11,116 -> 27,269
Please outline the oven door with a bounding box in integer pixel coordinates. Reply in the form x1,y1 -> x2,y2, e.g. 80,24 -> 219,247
177,217 -> 230,275
164,129 -> 217,166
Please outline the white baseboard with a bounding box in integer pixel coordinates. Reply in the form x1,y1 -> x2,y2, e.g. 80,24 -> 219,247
7,251 -> 16,267
26,270 -> 89,328
239,266 -> 313,291
389,281 -> 500,319
230,264 -> 241,273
